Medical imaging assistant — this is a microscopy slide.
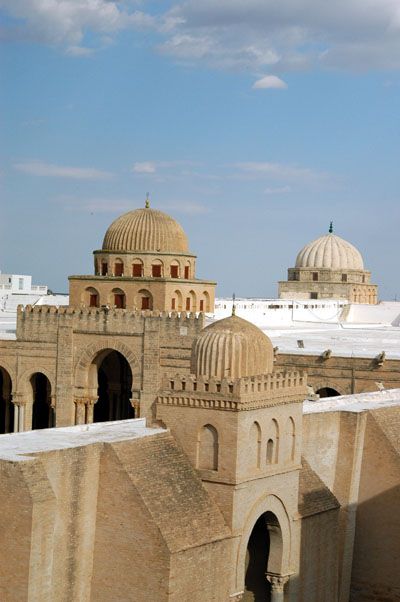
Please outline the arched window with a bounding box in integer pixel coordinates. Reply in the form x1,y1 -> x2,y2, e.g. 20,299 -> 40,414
170,260 -> 180,279
186,290 -> 196,312
151,260 -> 163,278
172,290 -> 183,311
137,289 -> 153,310
250,421 -> 262,469
111,288 -> 126,309
184,262 -> 191,279
200,291 -> 211,312
101,261 -> 108,276
266,419 -> 279,464
132,259 -> 143,277
198,424 -> 218,470
285,417 -> 296,463
85,287 -> 100,308
114,259 -> 124,277
31,373 -> 54,430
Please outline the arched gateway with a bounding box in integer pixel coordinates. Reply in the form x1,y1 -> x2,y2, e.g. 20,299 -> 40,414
74,342 -> 140,425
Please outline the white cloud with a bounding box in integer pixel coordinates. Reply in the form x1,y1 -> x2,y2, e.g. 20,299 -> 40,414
65,45 -> 94,57
253,75 -> 287,89
0,0 -> 155,52
14,160 -> 113,180
132,162 -> 157,174
235,162 -> 325,181
157,0 -> 400,72
264,185 -> 292,194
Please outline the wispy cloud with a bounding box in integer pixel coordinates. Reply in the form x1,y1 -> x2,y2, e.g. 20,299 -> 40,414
131,160 -> 201,175
235,161 -> 327,181
14,160 -> 113,180
264,185 -> 292,194
253,75 -> 287,89
132,162 -> 157,174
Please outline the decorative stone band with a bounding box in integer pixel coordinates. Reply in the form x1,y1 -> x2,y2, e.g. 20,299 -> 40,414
161,370 -> 307,399
157,393 -> 305,412
17,305 -> 203,321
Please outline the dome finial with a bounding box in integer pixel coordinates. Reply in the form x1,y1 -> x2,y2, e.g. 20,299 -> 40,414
232,292 -> 236,316
329,221 -> 333,233
145,192 -> 150,209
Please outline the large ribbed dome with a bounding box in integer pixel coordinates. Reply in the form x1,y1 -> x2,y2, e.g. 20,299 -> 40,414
102,207 -> 189,253
193,315 -> 274,379
295,233 -> 364,270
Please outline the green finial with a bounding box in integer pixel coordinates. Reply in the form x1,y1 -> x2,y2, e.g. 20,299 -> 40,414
145,192 -> 150,209
329,221 -> 333,233
232,293 -> 236,316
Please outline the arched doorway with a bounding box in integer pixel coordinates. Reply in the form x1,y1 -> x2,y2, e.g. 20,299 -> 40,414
93,350 -> 134,422
316,387 -> 340,398
0,367 -> 14,434
244,512 -> 283,602
31,373 -> 54,430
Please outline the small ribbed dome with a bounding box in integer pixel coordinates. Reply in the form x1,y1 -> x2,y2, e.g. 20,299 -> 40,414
102,207 -> 189,253
193,315 -> 274,379
295,233 -> 364,270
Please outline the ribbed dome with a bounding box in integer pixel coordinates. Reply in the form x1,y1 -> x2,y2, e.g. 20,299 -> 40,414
295,233 -> 364,270
102,208 -> 189,253
193,315 -> 274,379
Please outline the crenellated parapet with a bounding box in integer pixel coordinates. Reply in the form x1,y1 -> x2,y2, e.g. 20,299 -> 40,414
158,370 -> 307,411
16,304 -> 204,342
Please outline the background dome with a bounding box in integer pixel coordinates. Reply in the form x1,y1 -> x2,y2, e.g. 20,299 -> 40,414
295,233 -> 364,270
102,207 -> 189,253
193,315 -> 274,379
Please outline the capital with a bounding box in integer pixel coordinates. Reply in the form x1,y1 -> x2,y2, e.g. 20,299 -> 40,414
266,574 -> 289,593
229,593 -> 243,602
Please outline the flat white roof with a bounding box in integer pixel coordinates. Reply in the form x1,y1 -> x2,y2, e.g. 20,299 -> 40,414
304,387 -> 400,414
0,418 -> 166,462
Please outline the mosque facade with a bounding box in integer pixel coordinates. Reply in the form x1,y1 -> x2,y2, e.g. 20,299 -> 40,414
279,224 -> 378,304
0,204 -> 399,601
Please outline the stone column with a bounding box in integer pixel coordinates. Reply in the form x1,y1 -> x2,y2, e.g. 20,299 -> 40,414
74,399 -> 86,425
12,393 -> 27,432
85,398 -> 96,424
266,574 -> 289,602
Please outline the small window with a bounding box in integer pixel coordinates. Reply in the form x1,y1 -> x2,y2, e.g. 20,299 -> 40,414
114,294 -> 125,309
101,262 -> 108,276
114,262 -> 123,277
310,292 -> 318,299
18,278 -> 24,290
184,266 -> 190,279
186,297 -> 191,311
141,296 -> 150,310
199,300 -> 204,311
362,275 -> 365,283
89,294 -> 99,307
171,298 -> 176,310
312,272 -> 318,281
182,381 -> 186,391
132,263 -> 142,277
170,265 -> 179,278
342,274 -> 347,282
152,264 -> 162,278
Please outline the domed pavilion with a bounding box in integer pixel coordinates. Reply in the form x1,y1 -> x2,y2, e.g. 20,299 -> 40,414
278,223 -> 378,304
69,199 -> 216,312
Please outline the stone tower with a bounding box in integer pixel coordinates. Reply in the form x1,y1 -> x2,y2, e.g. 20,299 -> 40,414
69,200 -> 216,313
156,312 -> 308,600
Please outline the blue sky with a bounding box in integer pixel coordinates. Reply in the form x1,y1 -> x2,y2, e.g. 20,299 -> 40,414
1,0 -> 399,298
